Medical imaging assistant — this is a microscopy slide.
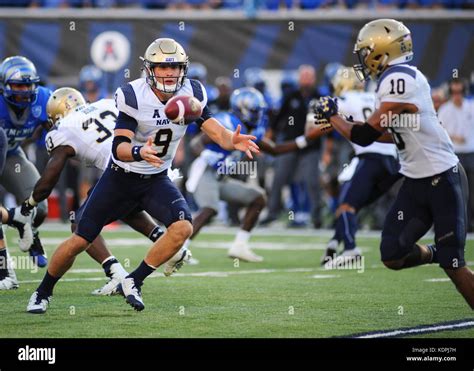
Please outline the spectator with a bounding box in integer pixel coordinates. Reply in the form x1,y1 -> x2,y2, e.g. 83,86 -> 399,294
438,78 -> 474,232
261,64 -> 322,227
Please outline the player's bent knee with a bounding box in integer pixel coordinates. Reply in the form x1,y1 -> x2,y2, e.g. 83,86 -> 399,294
68,234 -> 90,255
168,220 -> 193,245
382,259 -> 405,270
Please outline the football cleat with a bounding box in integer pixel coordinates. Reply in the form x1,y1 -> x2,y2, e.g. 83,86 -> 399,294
320,239 -> 338,266
228,243 -> 263,263
0,249 -> 19,290
91,262 -> 128,296
8,206 -> 35,252
120,277 -> 145,311
163,247 -> 192,276
29,232 -> 48,268
27,291 -> 51,314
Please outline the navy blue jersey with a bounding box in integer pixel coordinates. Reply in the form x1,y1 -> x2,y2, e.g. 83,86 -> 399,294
0,86 -> 51,155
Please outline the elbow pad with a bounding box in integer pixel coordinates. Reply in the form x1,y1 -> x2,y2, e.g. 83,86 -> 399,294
350,123 -> 382,147
112,136 -> 132,159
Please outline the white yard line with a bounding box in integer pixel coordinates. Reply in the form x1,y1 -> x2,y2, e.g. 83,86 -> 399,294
18,267 -> 319,284
350,319 -> 474,338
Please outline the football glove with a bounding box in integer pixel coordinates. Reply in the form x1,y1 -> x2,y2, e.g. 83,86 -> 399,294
313,96 -> 339,121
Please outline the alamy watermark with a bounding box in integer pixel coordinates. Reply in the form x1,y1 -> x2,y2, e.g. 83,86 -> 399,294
0,254 -> 38,274
380,112 -> 420,131
324,255 -> 365,273
216,160 -> 258,178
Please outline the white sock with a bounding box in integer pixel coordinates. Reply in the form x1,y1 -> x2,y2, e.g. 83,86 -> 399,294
101,256 -> 116,266
234,230 -> 250,245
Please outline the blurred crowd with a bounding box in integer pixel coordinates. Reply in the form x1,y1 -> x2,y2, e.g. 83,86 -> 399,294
1,0 -> 473,9
3,60 -> 473,233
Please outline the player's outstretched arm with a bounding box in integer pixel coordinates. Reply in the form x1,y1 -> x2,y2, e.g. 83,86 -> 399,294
200,118 -> 260,159
21,145 -> 75,215
314,97 -> 416,147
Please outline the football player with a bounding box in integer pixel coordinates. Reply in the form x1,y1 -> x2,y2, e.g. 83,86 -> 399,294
27,38 -> 261,313
0,56 -> 50,268
185,87 -> 323,263
313,19 -> 474,308
318,66 -> 400,267
17,87 -> 179,295
0,121 -> 35,290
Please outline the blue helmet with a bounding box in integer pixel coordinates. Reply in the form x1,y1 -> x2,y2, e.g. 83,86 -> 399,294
0,56 -> 40,108
79,65 -> 103,92
188,62 -> 207,83
230,87 -> 266,128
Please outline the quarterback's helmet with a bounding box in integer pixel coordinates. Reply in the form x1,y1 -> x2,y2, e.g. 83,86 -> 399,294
331,66 -> 365,96
141,38 -> 189,94
230,87 -> 266,128
46,87 -> 86,127
0,56 -> 40,108
353,19 -> 413,81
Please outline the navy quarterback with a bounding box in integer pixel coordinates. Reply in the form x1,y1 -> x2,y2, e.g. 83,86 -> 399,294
313,19 -> 474,309
27,38 -> 259,313
17,87 -> 172,296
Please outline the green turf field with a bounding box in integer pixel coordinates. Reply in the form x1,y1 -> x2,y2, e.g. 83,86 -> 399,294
1,226 -> 473,338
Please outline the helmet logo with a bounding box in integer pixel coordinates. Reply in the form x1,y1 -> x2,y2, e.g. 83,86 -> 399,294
10,69 -> 22,80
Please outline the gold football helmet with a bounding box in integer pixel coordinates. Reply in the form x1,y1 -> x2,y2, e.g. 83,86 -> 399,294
331,66 -> 365,96
140,38 -> 189,94
46,87 -> 86,127
353,19 -> 413,81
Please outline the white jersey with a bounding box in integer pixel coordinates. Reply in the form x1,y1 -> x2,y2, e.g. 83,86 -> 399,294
45,99 -> 117,171
338,91 -> 397,158
375,64 -> 458,178
114,78 -> 208,175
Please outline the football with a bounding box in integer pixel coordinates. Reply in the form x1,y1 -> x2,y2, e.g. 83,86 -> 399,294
164,95 -> 203,125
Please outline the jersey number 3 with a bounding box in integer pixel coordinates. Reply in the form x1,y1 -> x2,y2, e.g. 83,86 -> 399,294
81,110 -> 115,143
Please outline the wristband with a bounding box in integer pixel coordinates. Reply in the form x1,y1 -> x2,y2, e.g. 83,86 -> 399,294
295,135 -> 308,149
28,194 -> 38,207
131,146 -> 144,161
